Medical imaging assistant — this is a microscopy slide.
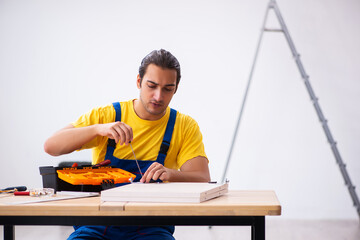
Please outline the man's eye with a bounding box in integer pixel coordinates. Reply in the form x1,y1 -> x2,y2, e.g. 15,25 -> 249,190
148,85 -> 156,88
164,88 -> 174,92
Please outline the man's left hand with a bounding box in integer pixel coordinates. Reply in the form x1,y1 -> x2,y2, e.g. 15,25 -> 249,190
140,162 -> 171,183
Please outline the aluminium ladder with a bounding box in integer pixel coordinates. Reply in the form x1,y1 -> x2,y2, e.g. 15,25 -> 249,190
221,0 -> 360,219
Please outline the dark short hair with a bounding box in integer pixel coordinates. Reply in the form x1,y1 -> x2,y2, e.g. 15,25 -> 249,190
139,49 -> 181,87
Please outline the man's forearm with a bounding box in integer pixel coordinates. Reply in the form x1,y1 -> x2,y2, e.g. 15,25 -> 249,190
168,169 -> 211,182
44,125 -> 98,156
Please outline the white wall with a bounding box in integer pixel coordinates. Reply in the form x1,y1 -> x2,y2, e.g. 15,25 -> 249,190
0,0 -> 359,219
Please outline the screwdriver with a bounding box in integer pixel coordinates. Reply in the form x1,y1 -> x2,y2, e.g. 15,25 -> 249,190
93,159 -> 111,167
129,142 -> 143,178
0,186 -> 27,193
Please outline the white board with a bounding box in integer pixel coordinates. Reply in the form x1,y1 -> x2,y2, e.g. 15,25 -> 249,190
101,182 -> 228,203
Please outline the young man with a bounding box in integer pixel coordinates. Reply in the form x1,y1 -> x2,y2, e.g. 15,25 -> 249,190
44,49 -> 210,239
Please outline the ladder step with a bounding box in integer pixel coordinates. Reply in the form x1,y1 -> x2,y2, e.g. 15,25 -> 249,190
339,163 -> 346,168
264,28 -> 283,32
311,98 -> 318,102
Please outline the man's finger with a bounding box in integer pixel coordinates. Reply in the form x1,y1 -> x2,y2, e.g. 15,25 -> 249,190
109,130 -> 119,143
140,166 -> 151,183
119,124 -> 132,145
113,125 -> 125,145
140,170 -> 148,183
152,168 -> 165,181
159,172 -> 168,181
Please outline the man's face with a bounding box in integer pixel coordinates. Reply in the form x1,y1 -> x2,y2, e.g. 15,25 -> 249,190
136,64 -> 177,120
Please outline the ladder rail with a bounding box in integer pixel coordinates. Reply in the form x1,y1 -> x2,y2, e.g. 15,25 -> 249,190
221,1 -> 273,184
271,0 -> 360,218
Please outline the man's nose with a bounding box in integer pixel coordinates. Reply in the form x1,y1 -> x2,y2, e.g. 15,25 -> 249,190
153,89 -> 163,101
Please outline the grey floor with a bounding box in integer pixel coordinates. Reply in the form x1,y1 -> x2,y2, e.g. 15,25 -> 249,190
1,219 -> 359,239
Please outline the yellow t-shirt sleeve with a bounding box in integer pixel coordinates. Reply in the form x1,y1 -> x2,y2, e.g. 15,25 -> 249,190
71,104 -> 115,150
176,118 -> 208,168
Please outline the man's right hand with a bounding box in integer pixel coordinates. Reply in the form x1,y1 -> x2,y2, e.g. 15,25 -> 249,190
96,122 -> 133,145
44,122 -> 133,156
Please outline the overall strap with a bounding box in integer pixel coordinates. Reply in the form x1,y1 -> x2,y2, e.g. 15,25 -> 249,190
105,102 -> 121,159
112,102 -> 122,122
156,108 -> 177,164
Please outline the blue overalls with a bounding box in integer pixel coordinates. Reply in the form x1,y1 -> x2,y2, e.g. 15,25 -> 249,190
68,102 -> 177,240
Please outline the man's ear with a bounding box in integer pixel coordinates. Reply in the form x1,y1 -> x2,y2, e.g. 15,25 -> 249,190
137,75 -> 141,89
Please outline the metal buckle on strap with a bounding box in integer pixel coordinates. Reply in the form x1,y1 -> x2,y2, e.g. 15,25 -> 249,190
159,142 -> 170,155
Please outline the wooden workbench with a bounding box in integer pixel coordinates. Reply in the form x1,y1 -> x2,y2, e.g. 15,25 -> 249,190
0,190 -> 281,240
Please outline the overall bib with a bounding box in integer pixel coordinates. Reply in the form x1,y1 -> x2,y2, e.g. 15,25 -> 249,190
68,102 -> 176,240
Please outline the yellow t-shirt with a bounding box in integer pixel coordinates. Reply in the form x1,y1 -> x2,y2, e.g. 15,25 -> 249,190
72,99 -> 207,170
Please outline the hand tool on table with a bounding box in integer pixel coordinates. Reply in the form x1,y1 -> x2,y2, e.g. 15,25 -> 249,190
14,191 -> 30,196
0,186 -> 27,193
